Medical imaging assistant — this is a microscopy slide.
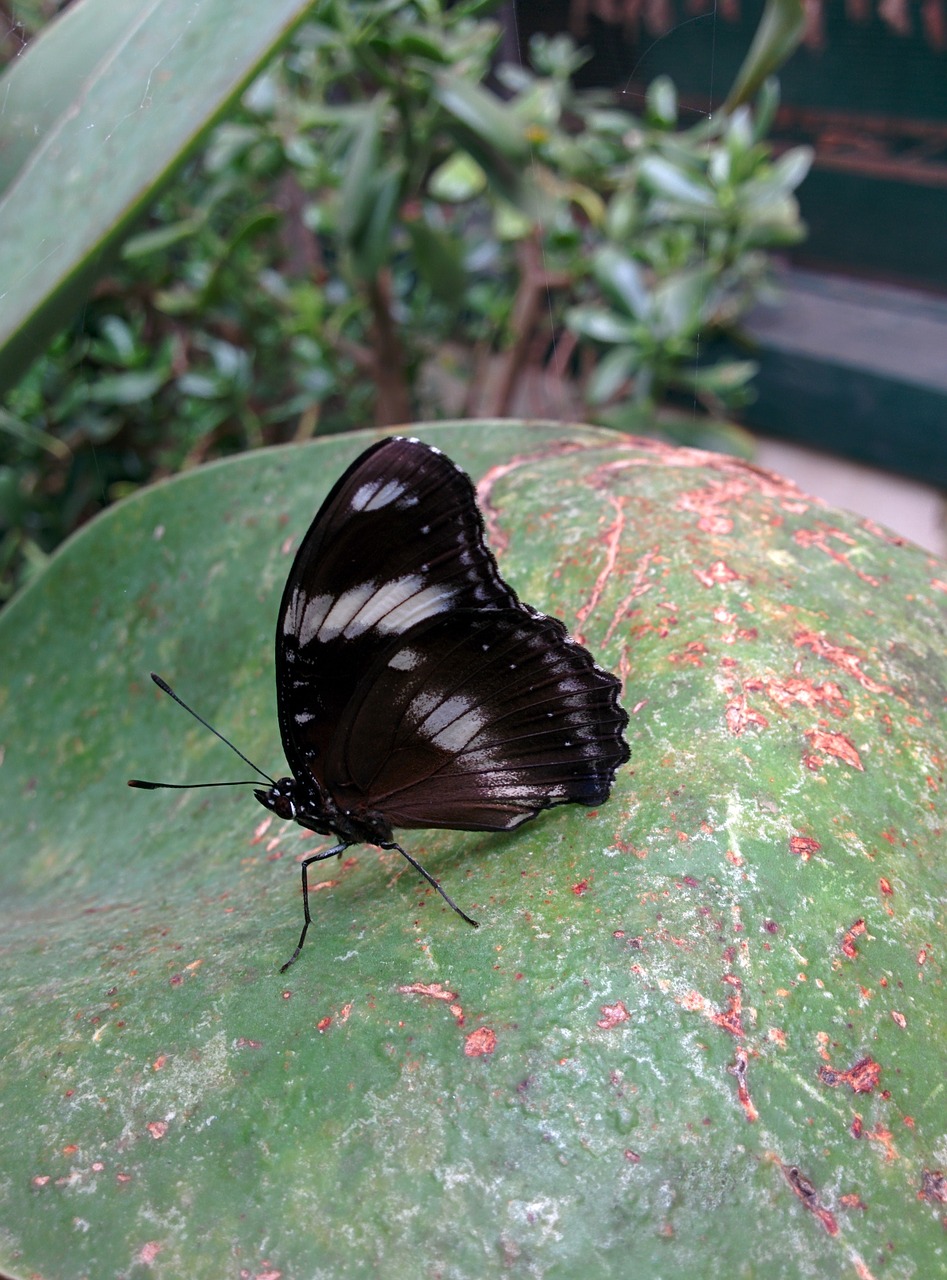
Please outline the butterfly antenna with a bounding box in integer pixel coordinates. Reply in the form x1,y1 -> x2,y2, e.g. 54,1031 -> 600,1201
128,672 -> 277,790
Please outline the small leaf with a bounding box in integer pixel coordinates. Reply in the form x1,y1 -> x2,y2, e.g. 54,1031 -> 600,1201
638,155 -> 716,208
427,151 -> 487,203
645,76 -> 678,128
122,217 -> 207,260
725,0 -> 806,110
652,268 -> 714,337
337,99 -> 386,245
770,145 -> 814,193
586,345 -> 638,404
752,77 -> 781,141
434,75 -> 531,163
566,306 -> 639,344
350,164 -> 403,280
84,368 -> 168,406
405,219 -> 467,302
592,247 -> 651,321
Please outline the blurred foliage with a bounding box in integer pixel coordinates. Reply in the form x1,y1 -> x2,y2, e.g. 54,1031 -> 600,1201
0,0 -> 809,601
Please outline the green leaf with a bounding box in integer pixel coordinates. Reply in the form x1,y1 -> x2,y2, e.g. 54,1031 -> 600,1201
83,368 -> 169,406
434,75 -> 531,163
2,421 -> 946,1277
645,75 -> 678,128
586,345 -> 638,404
637,155 -> 716,208
121,217 -> 208,261
0,407 -> 72,460
427,151 -> 488,202
350,163 -> 403,279
405,219 -> 468,302
0,0 -> 134,197
492,198 -> 534,241
337,98 -> 387,246
651,267 -> 715,338
725,0 -> 806,111
0,0 -> 321,397
752,77 -> 781,141
770,145 -> 814,193
592,246 -> 651,321
565,305 -> 639,344
682,358 -> 759,393
605,189 -> 640,242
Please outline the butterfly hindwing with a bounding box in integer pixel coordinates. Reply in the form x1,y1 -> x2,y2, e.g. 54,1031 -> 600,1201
325,607 -> 629,831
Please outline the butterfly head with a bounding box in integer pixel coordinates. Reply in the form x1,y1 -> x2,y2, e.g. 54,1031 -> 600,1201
255,777 -> 299,822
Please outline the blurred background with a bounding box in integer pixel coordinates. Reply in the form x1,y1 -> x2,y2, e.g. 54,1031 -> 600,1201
523,0 -> 947,553
1,0 -> 944,603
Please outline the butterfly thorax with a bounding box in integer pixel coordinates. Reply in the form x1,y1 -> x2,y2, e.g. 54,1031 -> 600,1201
254,776 -> 395,847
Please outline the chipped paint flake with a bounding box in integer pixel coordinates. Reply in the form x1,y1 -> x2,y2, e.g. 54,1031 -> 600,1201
729,1046 -> 758,1122
694,560 -> 741,588
805,728 -> 864,770
794,629 -> 892,694
725,697 -> 769,736
464,1026 -> 497,1057
818,1056 -> 882,1094
397,982 -> 458,1002
789,834 -> 821,860
778,1161 -> 839,1235
793,524 -> 881,586
597,1001 -> 630,1029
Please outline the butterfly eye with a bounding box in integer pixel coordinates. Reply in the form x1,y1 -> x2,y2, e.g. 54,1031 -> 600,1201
255,780 -> 298,822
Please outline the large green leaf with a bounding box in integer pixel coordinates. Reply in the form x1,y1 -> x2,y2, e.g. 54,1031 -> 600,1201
724,0 -> 806,111
1,422 -> 945,1278
0,0 -> 319,396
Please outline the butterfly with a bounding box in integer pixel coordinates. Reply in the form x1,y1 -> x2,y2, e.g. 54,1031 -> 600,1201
131,436 -> 630,970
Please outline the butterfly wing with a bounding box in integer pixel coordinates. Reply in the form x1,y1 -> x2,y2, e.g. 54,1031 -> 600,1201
323,608 -> 629,832
276,437 -> 520,789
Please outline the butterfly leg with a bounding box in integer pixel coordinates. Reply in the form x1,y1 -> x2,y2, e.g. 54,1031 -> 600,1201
280,841 -> 349,973
383,841 -> 480,929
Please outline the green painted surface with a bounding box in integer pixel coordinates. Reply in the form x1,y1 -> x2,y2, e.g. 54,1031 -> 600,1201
0,421 -> 945,1278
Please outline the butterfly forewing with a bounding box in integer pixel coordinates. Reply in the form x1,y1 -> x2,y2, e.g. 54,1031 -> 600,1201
276,437 -> 520,788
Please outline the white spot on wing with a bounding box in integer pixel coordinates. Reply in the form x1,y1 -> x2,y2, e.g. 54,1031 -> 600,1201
388,648 -> 422,671
373,577 -> 452,635
286,587 -> 334,646
292,575 -> 454,644
350,479 -> 406,512
413,694 -> 487,753
318,582 -> 379,640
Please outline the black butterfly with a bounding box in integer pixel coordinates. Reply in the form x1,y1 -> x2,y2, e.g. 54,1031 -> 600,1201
131,437 -> 629,970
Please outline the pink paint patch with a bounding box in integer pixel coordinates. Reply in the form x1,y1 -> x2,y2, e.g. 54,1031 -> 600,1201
597,1001 -> 630,1029
694,560 -> 741,588
725,698 -> 769,735
789,834 -> 821,860
397,982 -> 458,1002
805,729 -> 864,771
464,1027 -> 497,1057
